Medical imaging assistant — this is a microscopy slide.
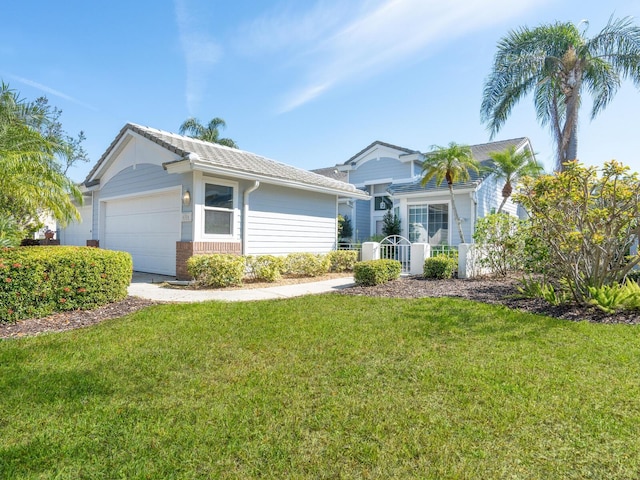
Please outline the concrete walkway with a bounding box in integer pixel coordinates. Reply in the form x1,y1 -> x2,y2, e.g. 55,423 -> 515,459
128,272 -> 355,303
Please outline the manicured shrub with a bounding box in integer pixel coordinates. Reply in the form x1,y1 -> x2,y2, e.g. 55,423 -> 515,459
353,259 -> 401,286
187,254 -> 245,288
0,246 -> 132,322
284,252 -> 331,277
245,255 -> 285,282
424,256 -> 458,279
327,250 -> 358,272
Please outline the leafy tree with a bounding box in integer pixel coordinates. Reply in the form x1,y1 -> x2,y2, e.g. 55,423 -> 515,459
0,83 -> 82,243
515,160 -> 640,304
481,16 -> 640,171
420,142 -> 480,243
179,117 -> 238,148
33,97 -> 89,174
484,145 -> 543,213
382,209 -> 401,237
338,214 -> 353,241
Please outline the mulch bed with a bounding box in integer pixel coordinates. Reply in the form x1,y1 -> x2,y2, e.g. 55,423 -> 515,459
2,276 -> 638,339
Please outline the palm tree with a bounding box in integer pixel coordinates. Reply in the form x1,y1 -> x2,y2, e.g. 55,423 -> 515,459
179,117 -> 238,148
420,142 -> 480,244
484,145 -> 543,214
0,83 -> 81,243
481,16 -> 640,171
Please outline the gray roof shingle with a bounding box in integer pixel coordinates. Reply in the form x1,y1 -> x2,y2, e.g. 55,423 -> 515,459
387,137 -> 532,195
86,123 -> 366,197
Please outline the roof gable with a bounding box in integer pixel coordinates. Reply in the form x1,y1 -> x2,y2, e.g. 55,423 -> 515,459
342,141 -> 418,167
86,123 -> 368,198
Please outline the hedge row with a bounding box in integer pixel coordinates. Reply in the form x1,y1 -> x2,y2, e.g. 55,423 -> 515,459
0,246 -> 132,323
187,250 -> 360,288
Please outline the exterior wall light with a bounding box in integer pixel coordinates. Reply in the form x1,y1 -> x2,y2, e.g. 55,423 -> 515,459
182,189 -> 191,206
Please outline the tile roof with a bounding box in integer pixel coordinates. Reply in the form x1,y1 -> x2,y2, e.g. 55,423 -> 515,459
310,166 -> 349,182
86,123 -> 366,197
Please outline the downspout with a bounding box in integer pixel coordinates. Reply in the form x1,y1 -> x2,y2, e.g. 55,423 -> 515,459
242,181 -> 260,254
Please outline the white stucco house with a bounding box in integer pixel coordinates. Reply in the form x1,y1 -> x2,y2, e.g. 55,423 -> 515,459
325,137 -> 535,245
59,123 -> 368,279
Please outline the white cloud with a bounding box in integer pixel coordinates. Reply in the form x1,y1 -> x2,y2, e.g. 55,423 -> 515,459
6,74 -> 98,111
174,0 -> 223,114
245,0 -> 547,112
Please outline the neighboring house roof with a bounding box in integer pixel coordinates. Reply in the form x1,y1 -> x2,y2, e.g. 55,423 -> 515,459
310,166 -> 349,182
343,140 -> 418,165
86,123 -> 368,199
388,137 -> 532,196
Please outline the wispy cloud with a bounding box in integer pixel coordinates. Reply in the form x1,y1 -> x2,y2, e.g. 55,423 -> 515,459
6,74 -> 98,111
239,0 -> 547,113
174,0 -> 222,114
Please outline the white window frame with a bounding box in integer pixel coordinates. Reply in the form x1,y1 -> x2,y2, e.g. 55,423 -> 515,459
202,178 -> 239,239
407,201 -> 451,245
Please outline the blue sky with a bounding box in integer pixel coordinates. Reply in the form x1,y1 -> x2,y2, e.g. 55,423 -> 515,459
3,0 -> 640,182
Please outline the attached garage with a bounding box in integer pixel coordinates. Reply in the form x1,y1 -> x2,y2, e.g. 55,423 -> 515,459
59,201 -> 93,246
102,188 -> 181,276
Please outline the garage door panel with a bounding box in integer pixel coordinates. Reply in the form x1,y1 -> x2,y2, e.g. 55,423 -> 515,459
104,191 -> 180,276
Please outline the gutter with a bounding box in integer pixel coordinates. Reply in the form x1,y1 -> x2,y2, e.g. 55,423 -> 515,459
242,181 -> 260,254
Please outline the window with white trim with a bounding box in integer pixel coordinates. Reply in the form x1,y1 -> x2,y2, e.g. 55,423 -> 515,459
408,203 -> 449,244
204,182 -> 234,236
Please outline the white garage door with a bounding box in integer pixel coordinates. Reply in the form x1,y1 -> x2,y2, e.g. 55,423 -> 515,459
60,203 -> 93,246
104,190 -> 181,276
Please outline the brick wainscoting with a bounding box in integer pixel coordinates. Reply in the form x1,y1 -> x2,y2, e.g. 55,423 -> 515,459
176,241 -> 242,280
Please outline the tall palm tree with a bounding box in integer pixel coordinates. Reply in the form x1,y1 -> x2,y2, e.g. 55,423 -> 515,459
484,145 -> 543,214
481,16 -> 640,171
179,117 -> 238,148
0,83 -> 81,243
420,142 -> 480,244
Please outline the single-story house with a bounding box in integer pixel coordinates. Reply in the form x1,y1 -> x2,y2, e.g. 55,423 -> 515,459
60,123 -> 368,279
321,137 -> 535,245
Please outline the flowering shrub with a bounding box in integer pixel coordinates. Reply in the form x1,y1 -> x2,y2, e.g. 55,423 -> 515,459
0,246 -> 132,323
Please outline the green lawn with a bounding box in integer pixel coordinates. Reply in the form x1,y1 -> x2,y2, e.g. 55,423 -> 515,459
1,295 -> 639,479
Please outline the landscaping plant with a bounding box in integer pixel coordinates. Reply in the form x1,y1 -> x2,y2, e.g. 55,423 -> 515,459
353,259 -> 401,286
516,160 -> 640,305
0,246 -> 132,322
245,255 -> 285,282
423,256 -> 458,280
472,213 -> 527,276
187,254 -> 245,288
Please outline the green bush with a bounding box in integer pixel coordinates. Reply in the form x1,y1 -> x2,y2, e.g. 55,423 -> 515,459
353,259 -> 401,286
472,213 -> 526,276
0,246 -> 132,322
327,250 -> 358,272
187,254 -> 245,288
588,279 -> 640,313
423,256 -> 458,279
245,255 -> 285,282
284,252 -> 331,277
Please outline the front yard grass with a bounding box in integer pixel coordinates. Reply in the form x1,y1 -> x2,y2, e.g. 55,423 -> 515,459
1,295 -> 639,478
